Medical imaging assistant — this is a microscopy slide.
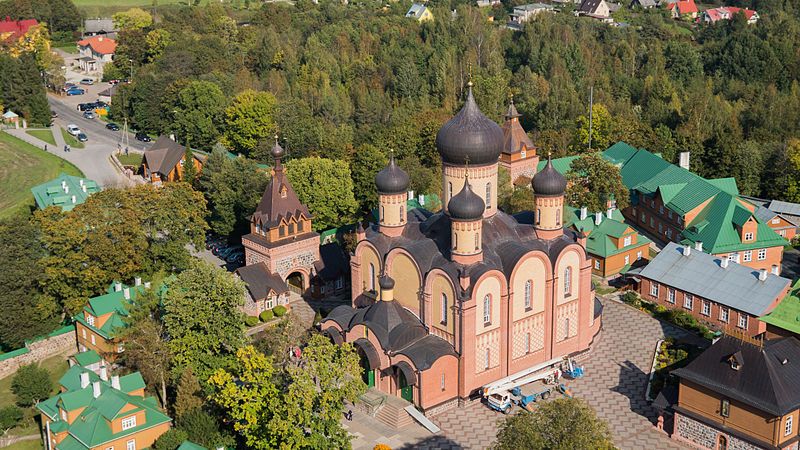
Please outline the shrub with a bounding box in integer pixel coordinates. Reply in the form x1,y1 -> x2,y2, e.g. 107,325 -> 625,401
273,305 -> 287,317
0,405 -> 23,433
153,428 -> 188,450
622,291 -> 638,305
259,310 -> 274,322
245,316 -> 259,327
374,445 -> 392,450
655,305 -> 667,314
313,311 -> 322,325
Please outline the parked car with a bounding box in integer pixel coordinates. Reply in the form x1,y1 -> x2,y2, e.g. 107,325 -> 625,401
66,88 -> 86,96
83,111 -> 95,119
226,250 -> 244,263
94,100 -> 108,108
134,131 -> 151,142
66,124 -> 80,136
105,122 -> 120,131
79,78 -> 94,85
108,79 -> 120,85
77,133 -> 88,142
51,111 -> 58,118
77,103 -> 93,111
62,83 -> 76,92
218,245 -> 243,259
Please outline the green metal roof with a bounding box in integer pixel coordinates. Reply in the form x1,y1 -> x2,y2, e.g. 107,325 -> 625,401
72,350 -> 102,368
564,206 -> 651,258
369,194 -> 440,222
30,173 -> 100,211
178,441 -> 208,450
55,435 -> 87,450
760,279 -> 800,335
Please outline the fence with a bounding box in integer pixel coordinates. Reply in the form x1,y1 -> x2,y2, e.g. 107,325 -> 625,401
0,325 -> 76,379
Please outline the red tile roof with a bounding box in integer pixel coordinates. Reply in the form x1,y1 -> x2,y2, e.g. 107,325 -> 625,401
0,17 -> 38,41
76,36 -> 117,55
667,0 -> 698,14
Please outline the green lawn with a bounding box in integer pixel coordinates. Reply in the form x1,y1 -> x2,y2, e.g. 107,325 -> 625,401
55,45 -> 78,54
25,129 -> 56,146
4,439 -> 43,450
60,127 -> 85,149
117,153 -> 142,166
0,132 -> 84,219
73,0 -> 193,16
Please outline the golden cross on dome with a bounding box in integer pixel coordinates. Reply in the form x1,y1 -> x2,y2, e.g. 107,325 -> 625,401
467,63 -> 473,88
464,155 -> 470,180
273,122 -> 279,141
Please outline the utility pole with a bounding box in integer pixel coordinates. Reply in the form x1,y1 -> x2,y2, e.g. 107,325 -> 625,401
588,85 -> 594,152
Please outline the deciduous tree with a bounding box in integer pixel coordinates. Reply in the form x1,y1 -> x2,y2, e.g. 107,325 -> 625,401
221,90 -> 277,157
11,363 -> 52,407
284,157 -> 358,231
565,153 -> 629,212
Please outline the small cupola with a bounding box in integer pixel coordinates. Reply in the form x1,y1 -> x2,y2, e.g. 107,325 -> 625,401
376,150 -> 410,237
375,151 -> 410,195
532,155 -> 567,240
532,156 -> 567,197
449,170 -> 484,265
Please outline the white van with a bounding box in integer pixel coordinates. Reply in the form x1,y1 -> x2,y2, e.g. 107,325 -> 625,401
66,124 -> 80,136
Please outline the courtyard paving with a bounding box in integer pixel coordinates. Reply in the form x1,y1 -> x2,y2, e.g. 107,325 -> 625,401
343,296 -> 707,449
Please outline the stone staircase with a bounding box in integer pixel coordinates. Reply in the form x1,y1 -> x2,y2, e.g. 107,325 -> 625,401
374,394 -> 415,429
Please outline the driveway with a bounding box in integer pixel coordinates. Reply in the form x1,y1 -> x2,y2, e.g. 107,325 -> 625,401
425,297 -> 705,450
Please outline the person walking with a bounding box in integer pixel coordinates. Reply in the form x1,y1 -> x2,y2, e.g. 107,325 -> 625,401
66,144 -> 71,152
64,144 -> 67,152
44,144 -> 47,152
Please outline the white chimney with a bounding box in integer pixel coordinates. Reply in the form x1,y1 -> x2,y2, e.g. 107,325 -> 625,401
169,133 -> 175,141
71,195 -> 76,204
114,282 -> 122,292
82,185 -> 87,193
64,185 -> 69,194
720,258 -> 729,269
580,207 -> 587,220
418,194 -> 424,206
111,375 -> 120,390
92,381 -> 101,398
759,269 -> 768,281
144,281 -> 151,289
79,179 -> 84,187
99,366 -> 108,381
679,152 -> 690,170
606,208 -> 613,219
695,241 -> 703,252
123,287 -> 130,299
98,36 -> 102,41
408,190 -> 414,201
80,372 -> 90,389
682,244 -> 691,256
772,265 -> 780,276
134,276 -> 141,286
61,180 -> 66,189
595,212 -> 602,226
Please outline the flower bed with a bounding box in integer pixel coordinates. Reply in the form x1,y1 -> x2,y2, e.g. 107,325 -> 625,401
648,337 -> 702,400
621,291 -> 715,340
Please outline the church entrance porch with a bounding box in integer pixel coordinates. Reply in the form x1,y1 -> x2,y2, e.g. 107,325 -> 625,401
287,271 -> 304,295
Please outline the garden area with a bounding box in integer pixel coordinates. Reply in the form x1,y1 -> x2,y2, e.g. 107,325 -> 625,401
245,305 -> 288,328
621,291 -> 717,340
648,337 -> 703,400
117,153 -> 142,167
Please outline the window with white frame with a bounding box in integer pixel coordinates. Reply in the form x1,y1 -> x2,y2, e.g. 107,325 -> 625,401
483,295 -> 491,324
82,329 -> 87,339
61,409 -> 67,421
773,218 -> 781,224
564,267 -> 571,296
594,259 -> 600,269
786,415 -> 793,436
86,314 -> 95,326
684,295 -> 693,310
266,297 -> 274,309
126,440 -> 135,450
524,280 -> 532,309
521,150 -> 526,158
625,255 -> 630,265
91,335 -> 95,345
441,293 -> 448,325
623,236 -> 632,247
650,283 -> 659,297
105,446 -> 114,450
121,416 -> 136,430
667,289 -> 675,303
744,232 -> 753,241
738,314 -> 748,329
728,253 -> 740,263
743,250 -> 752,262
781,230 -> 786,236
637,251 -> 642,260
758,248 -> 767,260
702,301 -> 710,316
720,308 -> 729,322
485,183 -> 491,208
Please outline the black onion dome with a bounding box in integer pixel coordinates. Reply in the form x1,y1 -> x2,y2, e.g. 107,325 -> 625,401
375,153 -> 410,195
436,87 -> 504,166
270,139 -> 284,160
379,274 -> 395,290
532,157 -> 567,197
448,180 -> 485,221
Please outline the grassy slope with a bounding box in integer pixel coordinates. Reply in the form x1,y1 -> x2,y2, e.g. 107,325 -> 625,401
59,127 -> 85,149
25,129 -> 56,146
0,132 -> 84,219
4,440 -> 43,450
73,0 -> 194,17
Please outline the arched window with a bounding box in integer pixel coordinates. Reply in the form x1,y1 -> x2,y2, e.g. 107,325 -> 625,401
441,293 -> 448,325
556,209 -> 560,225
483,294 -> 491,324
400,206 -> 404,220
381,206 -> 384,222
369,263 -> 375,291
564,318 -> 569,340
564,267 -> 571,296
485,183 -> 491,208
453,233 -> 458,249
536,209 -> 541,225
448,182 -> 453,200
474,233 -> 479,250
524,280 -> 532,309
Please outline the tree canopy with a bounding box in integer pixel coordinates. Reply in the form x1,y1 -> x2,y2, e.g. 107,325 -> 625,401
284,157 -> 359,231
565,153 -> 630,212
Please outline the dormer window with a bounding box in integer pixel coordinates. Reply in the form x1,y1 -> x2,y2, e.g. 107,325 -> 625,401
86,314 -> 95,326
521,150 -> 526,158
744,232 -> 753,241
280,186 -> 287,198
721,399 -> 730,417
729,356 -> 741,371
121,415 -> 136,430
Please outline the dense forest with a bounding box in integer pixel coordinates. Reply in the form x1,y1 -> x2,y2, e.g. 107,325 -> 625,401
102,0 -> 800,219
